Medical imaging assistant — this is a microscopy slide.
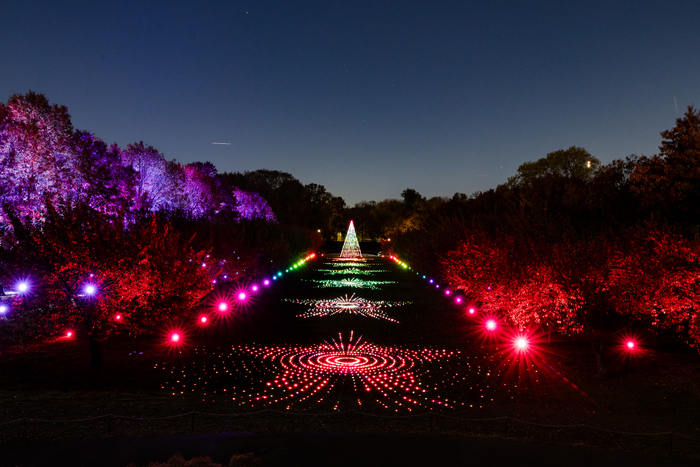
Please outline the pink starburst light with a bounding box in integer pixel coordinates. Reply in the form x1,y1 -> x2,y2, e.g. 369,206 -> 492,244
263,279 -> 270,286
238,292 -> 247,301
626,340 -> 635,350
468,308 -> 475,314
455,297 -> 462,304
66,331 -> 73,338
218,302 -> 228,312
171,333 -> 180,343
485,319 -> 497,331
252,285 -> 259,292
200,315 -> 208,324
515,337 -> 529,351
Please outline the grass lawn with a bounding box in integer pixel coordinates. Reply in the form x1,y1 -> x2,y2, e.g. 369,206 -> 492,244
1,256 -> 699,460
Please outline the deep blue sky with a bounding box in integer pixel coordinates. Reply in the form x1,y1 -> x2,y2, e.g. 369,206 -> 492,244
2,1 -> 698,205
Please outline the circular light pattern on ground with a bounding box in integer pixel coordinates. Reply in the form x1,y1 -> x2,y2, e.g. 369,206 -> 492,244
308,278 -> 396,290
160,333 -> 529,411
285,294 -> 409,323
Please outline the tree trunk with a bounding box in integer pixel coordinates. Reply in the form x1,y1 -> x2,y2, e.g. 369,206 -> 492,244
89,335 -> 103,368
593,345 -> 608,377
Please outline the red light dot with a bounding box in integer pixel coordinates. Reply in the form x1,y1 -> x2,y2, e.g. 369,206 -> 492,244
171,333 -> 180,343
218,302 -> 228,312
468,308 -> 475,314
115,314 -> 122,321
626,340 -> 635,350
486,319 -> 497,331
200,316 -> 208,324
66,331 -> 73,338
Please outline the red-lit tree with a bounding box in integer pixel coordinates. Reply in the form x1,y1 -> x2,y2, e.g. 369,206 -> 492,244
0,203 -> 215,367
442,230 -> 620,375
608,227 -> 700,347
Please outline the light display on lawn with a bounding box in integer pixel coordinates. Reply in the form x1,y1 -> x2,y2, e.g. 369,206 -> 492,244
325,261 -> 369,268
159,332 -> 513,411
318,268 -> 387,276
339,221 -> 362,259
285,294 -> 408,322
308,278 -> 396,290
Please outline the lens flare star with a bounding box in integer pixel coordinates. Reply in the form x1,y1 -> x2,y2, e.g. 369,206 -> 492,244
285,294 -> 409,323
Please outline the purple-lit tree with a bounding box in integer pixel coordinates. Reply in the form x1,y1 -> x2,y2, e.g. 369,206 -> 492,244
0,91 -> 75,224
70,131 -> 134,215
181,161 -> 219,217
121,141 -> 180,212
230,187 -> 276,222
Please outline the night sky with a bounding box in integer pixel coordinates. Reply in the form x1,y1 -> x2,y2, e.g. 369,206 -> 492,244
2,1 -> 698,205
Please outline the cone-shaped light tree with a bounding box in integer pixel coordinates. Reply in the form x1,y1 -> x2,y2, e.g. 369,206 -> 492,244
340,221 -> 363,259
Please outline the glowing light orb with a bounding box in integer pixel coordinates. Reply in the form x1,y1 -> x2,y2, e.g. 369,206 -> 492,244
17,282 -> 29,293
263,280 -> 270,286
455,297 -> 462,304
485,319 -> 497,331
200,316 -> 208,324
238,292 -> 247,301
468,308 -> 476,314
515,337 -> 529,351
626,340 -> 635,350
0,305 -> 7,313
66,331 -> 73,338
252,285 -> 259,292
445,290 -> 451,295
84,284 -> 97,295
171,333 -> 181,343
115,314 -> 122,321
218,302 -> 228,312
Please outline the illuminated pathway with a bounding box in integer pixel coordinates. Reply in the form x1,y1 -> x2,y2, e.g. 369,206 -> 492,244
160,253 -> 548,413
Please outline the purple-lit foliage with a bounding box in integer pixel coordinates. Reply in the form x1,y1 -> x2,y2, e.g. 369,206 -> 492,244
0,93 -> 276,226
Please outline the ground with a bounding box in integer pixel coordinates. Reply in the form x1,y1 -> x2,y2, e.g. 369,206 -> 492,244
0,255 -> 699,464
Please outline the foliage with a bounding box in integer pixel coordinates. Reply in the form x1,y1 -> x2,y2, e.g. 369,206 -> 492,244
630,106 -> 700,224
0,203 -> 217,365
0,92 -> 278,226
